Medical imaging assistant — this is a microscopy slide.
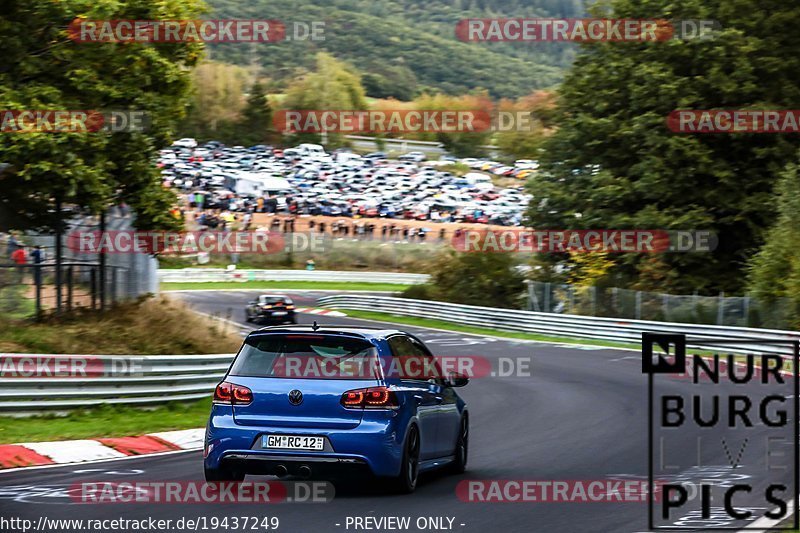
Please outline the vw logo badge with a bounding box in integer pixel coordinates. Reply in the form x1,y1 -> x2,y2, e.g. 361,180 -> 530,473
288,389 -> 303,405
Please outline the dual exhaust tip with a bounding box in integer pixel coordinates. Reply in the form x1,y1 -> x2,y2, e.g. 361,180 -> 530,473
275,464 -> 311,478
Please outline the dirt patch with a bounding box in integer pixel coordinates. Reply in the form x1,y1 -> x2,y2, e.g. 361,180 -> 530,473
23,282 -> 93,310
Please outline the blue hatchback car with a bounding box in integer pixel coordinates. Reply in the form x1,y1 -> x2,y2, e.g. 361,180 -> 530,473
204,325 -> 469,492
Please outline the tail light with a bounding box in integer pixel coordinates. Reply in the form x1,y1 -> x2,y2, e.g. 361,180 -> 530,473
213,382 -> 253,405
340,386 -> 398,409
286,305 -> 295,310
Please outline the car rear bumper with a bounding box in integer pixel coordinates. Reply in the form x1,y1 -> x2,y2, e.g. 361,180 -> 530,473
252,310 -> 295,321
215,451 -> 372,478
205,410 -> 405,477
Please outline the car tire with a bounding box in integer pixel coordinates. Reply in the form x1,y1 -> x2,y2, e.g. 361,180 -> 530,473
448,415 -> 468,475
244,312 -> 252,323
385,425 -> 420,493
204,465 -> 245,482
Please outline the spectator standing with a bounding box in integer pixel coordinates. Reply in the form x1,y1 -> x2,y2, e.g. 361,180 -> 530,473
6,233 -> 21,259
30,245 -> 45,264
11,245 -> 26,282
31,245 -> 45,286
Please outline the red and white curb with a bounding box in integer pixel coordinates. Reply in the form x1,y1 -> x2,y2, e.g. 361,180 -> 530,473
295,307 -> 346,317
0,428 -> 204,470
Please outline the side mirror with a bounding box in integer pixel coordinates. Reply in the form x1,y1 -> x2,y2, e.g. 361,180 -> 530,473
447,372 -> 469,388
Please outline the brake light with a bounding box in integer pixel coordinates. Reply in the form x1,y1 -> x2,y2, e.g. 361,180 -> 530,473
340,386 -> 398,409
286,305 -> 295,310
213,381 -> 252,405
233,385 -> 253,404
341,390 -> 364,407
365,388 -> 391,406
213,382 -> 232,402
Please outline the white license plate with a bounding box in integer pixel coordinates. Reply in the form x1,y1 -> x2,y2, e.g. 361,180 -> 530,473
264,435 -> 324,451
272,311 -> 288,316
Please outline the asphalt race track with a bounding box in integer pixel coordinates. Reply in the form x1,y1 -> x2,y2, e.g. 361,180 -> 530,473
0,290 -> 795,533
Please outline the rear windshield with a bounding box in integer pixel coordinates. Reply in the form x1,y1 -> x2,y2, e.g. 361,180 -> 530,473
229,335 -> 380,379
258,296 -> 292,304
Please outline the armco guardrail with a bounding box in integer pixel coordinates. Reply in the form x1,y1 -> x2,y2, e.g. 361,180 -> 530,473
7,296 -> 798,413
158,269 -> 429,285
0,354 -> 234,412
317,295 -> 800,356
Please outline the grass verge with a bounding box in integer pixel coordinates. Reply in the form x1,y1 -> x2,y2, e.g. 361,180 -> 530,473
0,400 -> 209,444
0,296 -> 242,355
338,310 -> 780,365
338,309 -> 642,350
161,281 -> 407,292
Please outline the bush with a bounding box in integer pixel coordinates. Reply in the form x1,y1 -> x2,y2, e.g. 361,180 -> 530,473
421,251 -> 526,309
401,284 -> 433,300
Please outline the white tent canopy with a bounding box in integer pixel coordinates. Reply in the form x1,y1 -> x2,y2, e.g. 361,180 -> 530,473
234,172 -> 291,196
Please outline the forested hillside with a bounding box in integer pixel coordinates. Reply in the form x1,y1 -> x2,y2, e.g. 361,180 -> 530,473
207,0 -> 586,98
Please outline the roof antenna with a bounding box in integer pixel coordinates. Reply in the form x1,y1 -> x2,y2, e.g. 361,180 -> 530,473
312,321 -> 319,331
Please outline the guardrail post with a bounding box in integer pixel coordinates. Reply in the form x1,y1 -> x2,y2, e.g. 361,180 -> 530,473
635,291 -> 642,320
110,267 -> 117,305
99,211 -> 106,311
525,281 -> 534,311
543,283 -> 551,313
569,285 -> 575,314
717,292 -> 725,325
612,287 -> 618,315
90,268 -> 97,310
743,296 -> 750,326
66,265 -> 73,312
34,264 -> 42,321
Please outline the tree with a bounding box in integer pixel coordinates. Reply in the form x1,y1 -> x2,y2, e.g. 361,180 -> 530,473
404,251 -> 526,309
238,82 -> 274,146
748,158 -> 800,327
406,92 -> 493,156
495,91 -> 557,161
526,0 -> 800,294
179,61 -> 252,144
0,0 -> 204,232
205,0 -> 566,100
281,53 -> 368,147
361,62 -> 418,101
283,53 -> 368,110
